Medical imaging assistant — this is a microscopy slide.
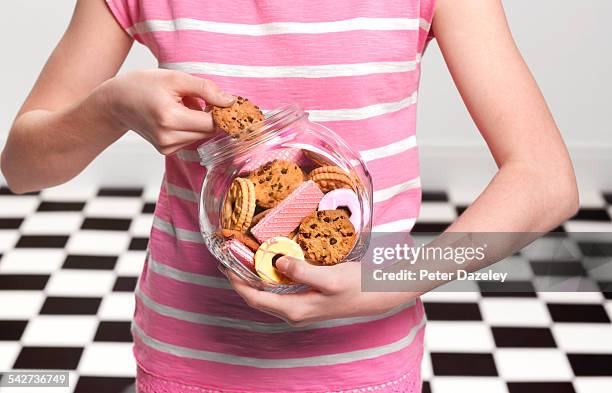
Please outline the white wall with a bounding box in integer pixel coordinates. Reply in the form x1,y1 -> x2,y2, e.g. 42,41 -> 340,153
0,1 -> 610,191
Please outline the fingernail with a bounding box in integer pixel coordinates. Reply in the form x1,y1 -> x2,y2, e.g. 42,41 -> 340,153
221,92 -> 235,104
275,257 -> 289,272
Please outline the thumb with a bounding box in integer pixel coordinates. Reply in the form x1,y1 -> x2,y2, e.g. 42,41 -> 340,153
171,72 -> 235,107
275,256 -> 336,292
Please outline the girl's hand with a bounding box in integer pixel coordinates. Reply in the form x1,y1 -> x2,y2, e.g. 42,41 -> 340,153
228,257 -> 418,327
103,69 -> 235,155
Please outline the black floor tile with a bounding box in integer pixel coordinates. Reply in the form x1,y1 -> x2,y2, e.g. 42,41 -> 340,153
412,223 -> 449,233
598,281 -> 612,299
0,187 -> 39,196
603,192 -> 612,205
129,237 -> 149,251
98,187 -> 143,197
492,327 -> 556,348
142,202 -> 156,214
0,320 -> 28,340
547,303 -> 611,323
551,225 -> 567,233
570,208 -> 611,222
63,255 -> 118,270
94,321 -> 133,342
0,274 -> 49,290
423,302 -> 482,321
422,381 -> 431,393
113,276 -> 138,292
577,242 -> 612,257
529,261 -> 587,276
40,297 -> 101,315
507,382 -> 576,393
15,235 -> 69,248
568,354 -> 612,376
37,201 -> 86,212
421,191 -> 448,202
0,218 -> 23,229
13,347 -> 83,369
430,352 -> 497,376
479,281 -> 537,297
455,205 -> 469,216
81,218 -> 132,231
74,376 -> 135,393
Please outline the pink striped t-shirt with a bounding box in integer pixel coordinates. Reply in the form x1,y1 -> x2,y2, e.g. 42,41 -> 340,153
106,1 -> 435,392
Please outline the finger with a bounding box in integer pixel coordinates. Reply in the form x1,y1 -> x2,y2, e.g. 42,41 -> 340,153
171,72 -> 235,107
182,96 -> 204,111
274,257 -> 339,293
169,105 -> 216,133
227,272 -> 303,314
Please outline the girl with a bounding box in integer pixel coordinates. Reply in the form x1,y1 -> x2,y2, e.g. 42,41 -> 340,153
1,0 -> 578,392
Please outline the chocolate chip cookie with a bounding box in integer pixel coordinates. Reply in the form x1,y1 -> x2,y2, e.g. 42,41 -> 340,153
247,159 -> 304,209
212,96 -> 264,139
295,209 -> 356,265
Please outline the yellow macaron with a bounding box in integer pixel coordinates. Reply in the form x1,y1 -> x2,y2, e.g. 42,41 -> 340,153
254,236 -> 304,284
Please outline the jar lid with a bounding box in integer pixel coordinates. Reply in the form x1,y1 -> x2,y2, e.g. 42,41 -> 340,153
197,104 -> 306,167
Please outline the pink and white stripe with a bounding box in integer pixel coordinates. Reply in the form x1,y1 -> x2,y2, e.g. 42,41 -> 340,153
106,0 -> 435,391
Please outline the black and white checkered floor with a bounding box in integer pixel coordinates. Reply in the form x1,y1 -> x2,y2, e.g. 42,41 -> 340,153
0,184 -> 611,393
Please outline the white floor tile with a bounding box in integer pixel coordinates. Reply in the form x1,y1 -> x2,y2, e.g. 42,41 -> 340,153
420,352 -> 433,380
78,343 -> 137,377
0,291 -> 46,319
66,231 -> 130,255
143,183 -> 162,202
21,212 -> 83,235
84,198 -> 143,218
418,202 -> 457,222
21,316 -> 99,346
480,298 -> 552,326
421,290 -> 481,303
521,237 -> 582,260
129,215 -> 153,237
46,270 -> 116,297
536,290 -> 604,304
578,191 -> 607,208
552,323 -> 612,353
430,377 -> 508,393
115,251 -> 146,276
494,349 -> 574,381
98,293 -> 135,321
0,196 -> 39,217
41,184 -> 97,201
564,221 -> 612,234
0,342 -> 21,370
0,249 -> 65,274
0,230 -> 20,252
605,300 -> 612,321
424,322 -> 495,352
574,377 -> 612,393
447,189 -> 481,205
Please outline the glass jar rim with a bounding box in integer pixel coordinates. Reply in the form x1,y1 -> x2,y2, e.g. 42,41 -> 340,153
197,103 -> 307,167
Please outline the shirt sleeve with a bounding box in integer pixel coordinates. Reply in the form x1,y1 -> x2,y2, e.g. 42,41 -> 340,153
105,0 -> 137,40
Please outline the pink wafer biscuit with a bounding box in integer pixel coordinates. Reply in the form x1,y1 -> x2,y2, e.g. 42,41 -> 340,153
250,180 -> 324,243
240,148 -> 304,174
226,239 -> 255,272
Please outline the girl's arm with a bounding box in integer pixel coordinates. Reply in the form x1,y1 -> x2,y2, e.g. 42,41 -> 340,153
1,0 -> 234,194
228,0 -> 579,326
435,0 -> 578,232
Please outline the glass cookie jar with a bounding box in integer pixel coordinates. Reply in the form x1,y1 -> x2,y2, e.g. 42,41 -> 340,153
197,104 -> 373,294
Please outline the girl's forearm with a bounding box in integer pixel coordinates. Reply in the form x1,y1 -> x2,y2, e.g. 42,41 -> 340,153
1,82 -> 127,193
447,160 -> 578,232
395,161 -> 579,295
